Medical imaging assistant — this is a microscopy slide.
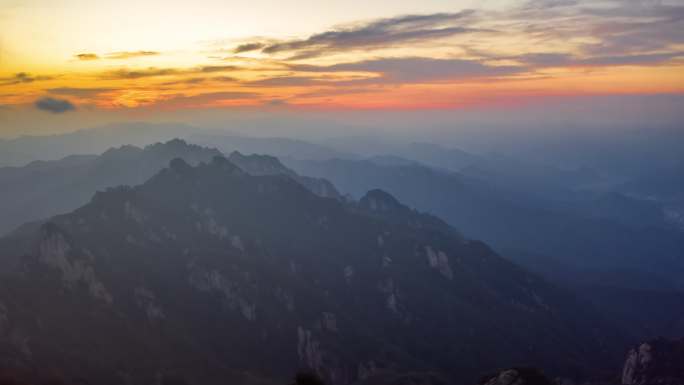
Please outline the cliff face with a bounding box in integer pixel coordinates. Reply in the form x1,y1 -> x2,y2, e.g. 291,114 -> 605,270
622,338 -> 684,385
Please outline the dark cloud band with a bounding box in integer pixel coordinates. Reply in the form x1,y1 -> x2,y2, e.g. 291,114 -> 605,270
34,97 -> 75,113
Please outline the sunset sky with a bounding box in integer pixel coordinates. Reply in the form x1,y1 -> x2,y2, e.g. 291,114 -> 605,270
1,0 -> 683,135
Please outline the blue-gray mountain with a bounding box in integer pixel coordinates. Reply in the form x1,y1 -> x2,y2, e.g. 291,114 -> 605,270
281,157 -> 684,339
0,139 -> 339,235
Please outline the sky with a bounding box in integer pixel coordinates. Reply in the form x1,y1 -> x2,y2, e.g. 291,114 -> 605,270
0,0 -> 683,137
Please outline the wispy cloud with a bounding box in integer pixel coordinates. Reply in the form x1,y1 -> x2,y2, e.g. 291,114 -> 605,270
160,75 -> 237,86
0,72 -> 54,86
48,87 -> 116,97
514,51 -> 684,67
290,57 -> 526,84
154,91 -> 260,109
233,43 -> 266,54
237,11 -> 481,59
105,51 -> 160,59
75,53 -> 100,61
99,65 -> 240,80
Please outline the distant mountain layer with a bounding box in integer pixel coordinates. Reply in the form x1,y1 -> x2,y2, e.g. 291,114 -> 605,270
0,139 -> 340,235
188,132 -> 350,161
0,157 -> 623,385
227,151 -> 341,200
0,123 -> 196,167
0,124 -> 350,169
282,157 -> 684,292
0,139 -> 220,235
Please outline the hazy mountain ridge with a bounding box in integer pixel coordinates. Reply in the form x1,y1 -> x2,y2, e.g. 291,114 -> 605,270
188,132 -> 352,161
282,157 -> 684,291
0,123 -> 198,167
0,156 -> 625,385
0,139 -> 342,235
228,151 -> 342,200
0,139 -> 221,235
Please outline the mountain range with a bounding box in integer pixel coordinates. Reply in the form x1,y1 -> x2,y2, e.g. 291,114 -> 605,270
0,156 -> 624,385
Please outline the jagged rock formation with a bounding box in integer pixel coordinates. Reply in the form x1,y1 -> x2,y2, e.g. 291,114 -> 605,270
0,157 -> 623,385
622,338 -> 684,385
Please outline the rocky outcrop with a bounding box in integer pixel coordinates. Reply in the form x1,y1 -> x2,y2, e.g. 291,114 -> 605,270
359,189 -> 404,212
622,338 -> 684,385
188,267 -> 257,321
425,246 -> 453,280
479,368 -> 553,385
36,224 -> 112,303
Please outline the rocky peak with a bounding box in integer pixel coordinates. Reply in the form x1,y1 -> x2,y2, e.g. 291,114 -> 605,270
622,337 -> 684,385
100,144 -> 143,159
228,151 -> 295,176
209,155 -> 246,175
359,189 -> 405,212
228,151 -> 342,200
169,157 -> 193,173
150,138 -> 188,149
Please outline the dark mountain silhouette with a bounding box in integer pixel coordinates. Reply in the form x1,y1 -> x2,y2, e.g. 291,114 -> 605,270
0,157 -> 624,385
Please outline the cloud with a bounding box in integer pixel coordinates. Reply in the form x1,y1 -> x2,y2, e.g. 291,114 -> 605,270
578,52 -> 684,67
101,67 -> 179,79
246,11 -> 481,58
198,65 -> 238,73
74,51 -> 160,61
508,0 -> 684,56
522,0 -> 578,10
160,76 -> 238,86
234,42 -> 265,53
246,76 -> 328,87
105,51 -> 160,59
515,51 -> 684,68
48,87 -> 115,97
155,91 -> 260,108
0,72 -> 54,86
34,97 -> 75,113
75,53 -> 99,61
99,65 -> 239,80
291,57 -> 526,84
